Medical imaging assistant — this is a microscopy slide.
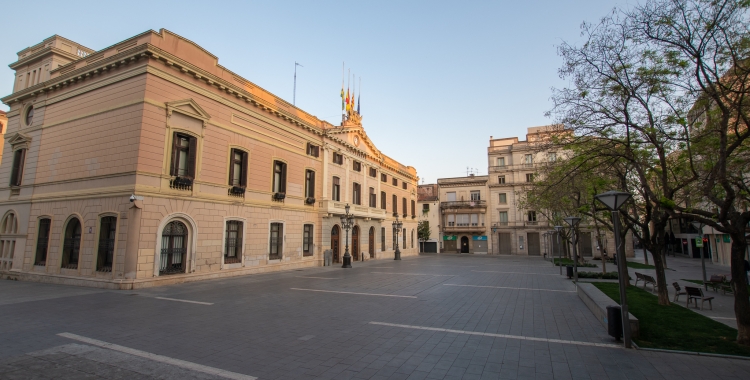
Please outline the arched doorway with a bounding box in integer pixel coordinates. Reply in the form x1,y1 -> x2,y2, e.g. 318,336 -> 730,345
0,212 -> 17,272
368,227 -> 375,258
331,225 -> 340,263
352,225 -> 360,261
61,218 -> 82,269
160,221 -> 187,275
460,236 -> 470,253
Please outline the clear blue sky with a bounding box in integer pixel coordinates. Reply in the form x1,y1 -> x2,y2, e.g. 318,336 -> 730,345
0,0 -> 629,183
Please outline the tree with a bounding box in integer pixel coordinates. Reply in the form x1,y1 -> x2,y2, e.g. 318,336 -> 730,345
417,220 -> 431,253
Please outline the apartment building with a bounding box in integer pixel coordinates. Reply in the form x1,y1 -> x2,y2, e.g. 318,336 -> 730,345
417,183 -> 440,253
437,175 -> 489,254
0,30 -> 417,288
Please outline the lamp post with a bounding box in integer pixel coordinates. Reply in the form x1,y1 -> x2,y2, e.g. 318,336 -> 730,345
340,204 -> 354,268
564,217 -> 582,284
595,190 -> 633,349
554,226 -> 564,275
691,220 -> 707,289
491,225 -> 498,255
393,214 -> 403,260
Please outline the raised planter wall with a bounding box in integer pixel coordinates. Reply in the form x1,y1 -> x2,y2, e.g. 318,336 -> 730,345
577,282 -> 640,338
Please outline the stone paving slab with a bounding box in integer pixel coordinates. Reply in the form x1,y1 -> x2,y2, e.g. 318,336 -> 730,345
1,254 -> 750,379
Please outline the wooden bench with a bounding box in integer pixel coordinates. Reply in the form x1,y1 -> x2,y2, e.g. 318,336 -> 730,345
685,286 -> 714,310
634,272 -> 646,287
672,282 -> 686,302
706,275 -> 725,292
643,274 -> 658,292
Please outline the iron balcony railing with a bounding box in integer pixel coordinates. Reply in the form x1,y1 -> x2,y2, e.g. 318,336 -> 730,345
440,200 -> 486,209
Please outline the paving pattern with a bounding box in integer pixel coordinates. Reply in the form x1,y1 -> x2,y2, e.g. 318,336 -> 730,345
1,254 -> 749,379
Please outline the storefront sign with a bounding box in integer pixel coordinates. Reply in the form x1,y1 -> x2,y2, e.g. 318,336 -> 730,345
723,234 -> 731,243
472,236 -> 487,241
443,235 -> 457,241
695,237 -> 703,248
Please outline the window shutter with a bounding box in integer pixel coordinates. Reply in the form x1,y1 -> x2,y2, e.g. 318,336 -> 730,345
280,163 -> 287,193
170,132 -> 179,176
309,171 -> 315,197
10,150 -> 22,186
187,136 -> 197,178
228,149 -> 235,186
240,151 -> 248,187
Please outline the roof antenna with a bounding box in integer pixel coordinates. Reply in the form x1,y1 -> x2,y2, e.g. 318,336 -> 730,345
293,62 -> 303,106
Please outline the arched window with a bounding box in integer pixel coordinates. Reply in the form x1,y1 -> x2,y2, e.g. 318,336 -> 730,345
34,218 -> 51,266
0,212 -> 17,272
61,218 -> 82,269
411,229 -> 414,249
403,228 -> 406,249
160,221 -> 187,275
96,216 -> 117,272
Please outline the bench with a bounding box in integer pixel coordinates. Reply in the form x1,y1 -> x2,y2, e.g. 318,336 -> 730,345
706,274 -> 734,295
634,272 -> 645,287
634,272 -> 658,292
685,286 -> 714,310
672,282 -> 686,302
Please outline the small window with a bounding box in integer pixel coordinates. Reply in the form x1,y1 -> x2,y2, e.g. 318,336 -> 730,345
306,143 -> 320,157
519,235 -> 525,249
229,149 -> 248,187
225,221 -> 243,264
527,211 -> 537,222
548,152 -> 556,162
392,178 -> 397,186
171,133 -> 197,178
402,182 -> 407,190
61,218 -> 82,270
447,214 -> 455,226
369,187 -> 377,208
353,183 -> 361,205
526,173 -> 534,182
305,170 -> 316,199
446,192 -> 456,202
411,200 -> 416,216
353,161 -> 362,172
471,214 -> 479,226
269,223 -> 283,259
9,149 -> 26,187
380,191 -> 386,209
273,161 -> 287,193
525,154 -> 533,164
498,176 -> 506,184
499,193 -> 507,204
34,218 -> 51,266
303,224 -> 313,256
369,167 -> 377,177
332,177 -> 340,201
25,106 -> 34,126
411,230 -> 414,249
496,157 -> 505,166
470,191 -> 480,201
402,198 -> 407,217
381,227 -> 386,251
392,194 -> 398,215
499,212 -> 508,224
96,216 -> 117,272
422,204 -> 429,212
333,152 -> 343,165
403,228 -> 406,248
381,173 -> 387,182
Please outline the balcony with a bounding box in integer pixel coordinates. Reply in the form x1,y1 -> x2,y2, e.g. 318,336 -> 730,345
443,223 -> 486,233
320,200 -> 388,220
489,163 -> 535,173
440,200 -> 486,209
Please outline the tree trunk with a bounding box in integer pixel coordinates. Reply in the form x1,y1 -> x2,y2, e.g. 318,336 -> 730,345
650,245 -> 670,305
644,247 -> 649,265
730,236 -> 750,346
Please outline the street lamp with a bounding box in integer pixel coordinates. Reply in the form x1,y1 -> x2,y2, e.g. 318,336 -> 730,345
340,204 -> 354,268
564,216 -> 582,284
491,225 -> 499,255
554,225 -> 564,275
691,220 -> 707,289
392,214 -> 403,260
595,190 -> 633,349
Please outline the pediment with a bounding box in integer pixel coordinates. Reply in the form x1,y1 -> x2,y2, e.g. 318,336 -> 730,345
166,99 -> 211,120
8,132 -> 31,147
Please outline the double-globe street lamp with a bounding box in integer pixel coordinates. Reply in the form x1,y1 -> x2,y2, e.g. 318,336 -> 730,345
340,204 -> 354,268
594,190 -> 633,349
563,217 -> 581,284
555,225 -> 564,275
393,215 -> 403,260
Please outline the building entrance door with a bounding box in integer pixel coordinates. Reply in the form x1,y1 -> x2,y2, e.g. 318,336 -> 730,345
528,233 -> 540,255
369,227 -> 375,258
498,233 -> 511,254
331,225 -> 340,263
460,236 -> 469,253
579,232 -> 593,256
352,226 -> 360,261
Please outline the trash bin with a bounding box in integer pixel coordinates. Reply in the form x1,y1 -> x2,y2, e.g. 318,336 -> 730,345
324,250 -> 332,266
607,305 -> 623,340
566,265 -> 574,279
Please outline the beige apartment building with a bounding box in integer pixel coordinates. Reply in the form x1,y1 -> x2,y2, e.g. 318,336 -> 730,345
417,183 -> 440,253
437,175 -> 489,254
0,29 -> 417,289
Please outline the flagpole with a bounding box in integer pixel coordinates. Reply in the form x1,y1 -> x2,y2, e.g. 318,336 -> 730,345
341,62 -> 345,123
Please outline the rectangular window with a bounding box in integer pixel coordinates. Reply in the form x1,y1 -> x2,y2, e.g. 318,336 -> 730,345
303,224 -> 313,256
229,149 -> 248,187
519,235 -> 524,248
381,191 -> 386,209
171,133 -> 197,178
548,152 -> 556,162
381,173 -> 387,182
269,223 -> 283,259
392,178 -> 398,186
369,167 -> 377,177
305,170 -> 315,199
369,187 -> 377,207
527,211 -> 537,222
34,218 -> 51,266
273,161 -> 287,193
306,143 -> 319,157
96,216 -> 117,272
525,154 -> 533,164
411,200 -> 416,216
447,192 -> 456,202
353,183 -> 361,205
353,161 -> 361,172
526,173 -> 534,182
225,221 -> 243,264
402,182 -> 407,190
423,204 -> 429,212
457,214 -> 469,226
470,191 -> 480,201
381,227 -> 386,251
392,194 -> 398,215
499,211 -> 508,224
447,214 -> 455,227
9,149 -> 26,187
499,193 -> 507,204
498,176 -> 506,184
496,157 -> 505,166
333,152 -> 343,165
332,177 -> 340,201
402,197 -> 407,217
471,214 -> 479,226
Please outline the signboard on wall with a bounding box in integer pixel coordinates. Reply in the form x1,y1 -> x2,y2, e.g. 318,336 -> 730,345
472,236 -> 487,241
443,235 -> 457,241
695,237 -> 703,248
723,234 -> 731,243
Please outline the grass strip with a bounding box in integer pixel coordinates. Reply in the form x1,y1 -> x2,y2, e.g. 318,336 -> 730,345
626,261 -> 656,269
591,282 -> 750,357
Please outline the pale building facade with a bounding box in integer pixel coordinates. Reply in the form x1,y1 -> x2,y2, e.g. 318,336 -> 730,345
437,175 -> 489,254
417,184 -> 440,253
0,29 -> 417,289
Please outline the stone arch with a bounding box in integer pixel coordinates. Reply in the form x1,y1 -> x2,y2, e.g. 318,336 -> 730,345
153,213 -> 198,276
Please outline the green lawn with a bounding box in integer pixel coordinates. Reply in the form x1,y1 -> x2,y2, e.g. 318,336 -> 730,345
626,261 -> 656,269
553,258 -> 597,268
592,282 -> 750,357
681,278 -> 750,294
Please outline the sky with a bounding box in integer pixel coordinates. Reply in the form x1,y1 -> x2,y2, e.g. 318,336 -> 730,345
0,0 -> 631,184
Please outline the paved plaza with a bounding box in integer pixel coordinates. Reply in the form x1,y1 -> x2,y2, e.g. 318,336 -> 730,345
1,254 -> 750,379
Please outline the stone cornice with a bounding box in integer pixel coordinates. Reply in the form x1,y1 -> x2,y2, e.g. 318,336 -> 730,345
9,46 -> 80,70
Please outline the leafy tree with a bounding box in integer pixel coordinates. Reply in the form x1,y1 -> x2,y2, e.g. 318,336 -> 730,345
417,220 -> 431,252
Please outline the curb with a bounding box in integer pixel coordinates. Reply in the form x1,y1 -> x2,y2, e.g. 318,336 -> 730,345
632,341 -> 750,361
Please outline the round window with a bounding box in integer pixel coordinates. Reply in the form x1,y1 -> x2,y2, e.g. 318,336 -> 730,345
25,106 -> 34,126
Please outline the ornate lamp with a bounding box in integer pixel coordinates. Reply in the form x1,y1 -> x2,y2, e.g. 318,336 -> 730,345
340,204 -> 354,268
392,215 -> 403,260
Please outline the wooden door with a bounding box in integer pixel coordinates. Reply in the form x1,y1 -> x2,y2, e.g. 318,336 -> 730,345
369,227 -> 375,258
528,233 -> 540,255
499,233 -> 511,254
331,225 -> 340,263
352,226 -> 359,261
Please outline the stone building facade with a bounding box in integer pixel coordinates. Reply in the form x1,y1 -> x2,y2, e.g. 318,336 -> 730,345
437,175 -> 489,254
417,184 -> 440,253
0,29 -> 417,289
